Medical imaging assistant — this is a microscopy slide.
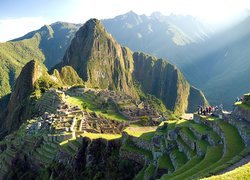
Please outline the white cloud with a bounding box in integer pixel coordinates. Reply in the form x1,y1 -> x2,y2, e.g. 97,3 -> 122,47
0,17 -> 49,42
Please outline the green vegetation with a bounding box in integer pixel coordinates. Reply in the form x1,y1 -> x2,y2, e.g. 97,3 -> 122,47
209,131 -> 221,144
52,66 -> 83,86
161,155 -> 203,179
134,81 -> 169,114
33,74 -> 62,99
204,163 -> 250,180
124,127 -> 157,140
235,101 -> 250,110
192,121 -> 245,178
121,138 -> 153,161
0,22 -> 78,100
65,95 -> 128,121
133,52 -> 207,114
158,154 -> 174,172
170,146 -> 223,180
134,166 -> 147,180
171,149 -> 188,170
81,133 -> 122,140
144,163 -> 156,179
190,123 -> 209,135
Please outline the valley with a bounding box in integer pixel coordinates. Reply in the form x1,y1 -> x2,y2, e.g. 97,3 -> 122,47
0,6 -> 250,179
0,86 -> 250,179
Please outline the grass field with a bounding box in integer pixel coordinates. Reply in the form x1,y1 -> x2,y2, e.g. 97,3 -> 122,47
66,95 -> 128,121
124,127 -> 157,140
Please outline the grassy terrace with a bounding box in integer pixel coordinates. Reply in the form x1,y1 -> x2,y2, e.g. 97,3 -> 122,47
158,154 -> 174,172
134,166 -> 147,180
81,132 -> 122,140
190,123 -> 209,135
181,127 -> 196,141
171,149 -> 188,170
65,95 -> 128,122
176,136 -> 196,158
210,131 -> 221,144
203,162 -> 250,180
124,127 -> 157,141
192,121 -> 245,178
169,145 -> 223,180
144,163 -> 156,178
176,119 -> 193,128
156,120 -> 177,135
161,155 -> 203,179
167,121 -> 177,130
121,139 -> 153,161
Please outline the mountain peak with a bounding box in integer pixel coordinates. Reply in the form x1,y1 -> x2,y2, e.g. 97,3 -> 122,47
150,11 -> 164,19
60,19 -> 137,97
76,18 -> 106,38
85,18 -> 101,26
4,60 -> 44,131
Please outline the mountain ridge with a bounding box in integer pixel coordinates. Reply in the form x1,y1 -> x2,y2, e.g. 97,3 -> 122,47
56,18 -> 207,113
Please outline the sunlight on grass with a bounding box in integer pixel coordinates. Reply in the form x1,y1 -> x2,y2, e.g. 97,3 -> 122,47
65,95 -> 128,121
81,132 -> 122,140
235,101 -> 250,110
203,162 -> 250,180
124,126 -> 157,140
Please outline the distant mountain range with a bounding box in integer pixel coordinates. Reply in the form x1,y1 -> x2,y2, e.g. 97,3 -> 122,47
102,11 -> 250,108
0,11 -> 249,109
102,11 -> 213,67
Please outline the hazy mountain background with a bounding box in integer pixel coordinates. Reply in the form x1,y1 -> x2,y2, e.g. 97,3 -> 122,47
0,11 -> 250,110
102,11 -> 250,108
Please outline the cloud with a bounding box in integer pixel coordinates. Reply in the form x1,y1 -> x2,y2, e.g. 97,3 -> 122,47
0,17 -> 49,42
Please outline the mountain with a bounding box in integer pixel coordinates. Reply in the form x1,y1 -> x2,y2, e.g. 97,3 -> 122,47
0,17 -> 249,180
133,52 -> 206,114
57,19 -> 137,98
0,22 -> 80,101
182,13 -> 250,108
56,19 -> 207,113
0,60 -> 83,134
102,11 -> 213,67
0,60 -> 44,134
102,11 -> 250,109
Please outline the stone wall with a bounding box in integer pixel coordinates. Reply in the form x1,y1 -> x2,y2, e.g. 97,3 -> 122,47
119,149 -> 147,165
193,115 -> 224,137
224,113 -> 250,147
233,106 -> 250,123
122,132 -> 153,151
179,130 -> 195,150
176,139 -> 193,160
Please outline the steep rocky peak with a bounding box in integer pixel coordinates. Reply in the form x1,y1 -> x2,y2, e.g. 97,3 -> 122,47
3,60 -> 44,131
60,19 -> 137,98
76,19 -> 106,38
9,60 -> 43,103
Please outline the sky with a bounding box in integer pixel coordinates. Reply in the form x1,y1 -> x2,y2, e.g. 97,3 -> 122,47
0,0 -> 250,42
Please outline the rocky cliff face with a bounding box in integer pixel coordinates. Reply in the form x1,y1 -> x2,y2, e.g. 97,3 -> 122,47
133,52 -> 207,113
59,19 -> 137,98
1,60 -> 43,132
58,18 -> 207,113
